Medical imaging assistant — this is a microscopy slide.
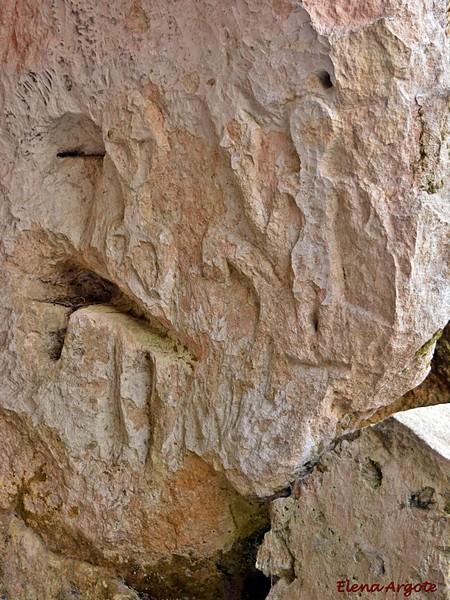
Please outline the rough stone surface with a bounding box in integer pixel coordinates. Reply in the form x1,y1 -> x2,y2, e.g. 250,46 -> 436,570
0,400 -> 268,598
362,324 -> 450,426
257,405 -> 450,600
0,0 -> 449,596
0,514 -> 140,600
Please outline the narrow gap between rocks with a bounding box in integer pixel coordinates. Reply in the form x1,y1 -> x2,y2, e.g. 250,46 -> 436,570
57,149 -> 106,158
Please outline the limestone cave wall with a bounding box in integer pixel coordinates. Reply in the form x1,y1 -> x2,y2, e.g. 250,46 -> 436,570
0,0 -> 449,598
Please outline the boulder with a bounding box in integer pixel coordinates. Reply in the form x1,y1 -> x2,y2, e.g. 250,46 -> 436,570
0,0 -> 448,595
257,405 -> 450,599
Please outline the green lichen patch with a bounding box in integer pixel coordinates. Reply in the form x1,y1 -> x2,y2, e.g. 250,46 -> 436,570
415,329 -> 443,360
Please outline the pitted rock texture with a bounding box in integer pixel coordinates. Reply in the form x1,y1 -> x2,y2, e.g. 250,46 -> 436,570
0,0 -> 449,596
257,405 -> 450,600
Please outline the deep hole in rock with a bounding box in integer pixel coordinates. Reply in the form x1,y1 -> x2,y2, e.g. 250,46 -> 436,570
219,525 -> 272,600
43,265 -> 124,361
317,70 -> 333,89
48,263 -> 167,329
48,327 -> 67,361
42,263 -> 195,362
312,310 -> 319,333
241,568 -> 272,600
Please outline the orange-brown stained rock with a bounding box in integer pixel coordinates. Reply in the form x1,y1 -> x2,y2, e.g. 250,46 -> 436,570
0,406 -> 267,598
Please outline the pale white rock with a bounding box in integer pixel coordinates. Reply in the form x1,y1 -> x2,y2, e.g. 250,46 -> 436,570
395,404 -> 450,462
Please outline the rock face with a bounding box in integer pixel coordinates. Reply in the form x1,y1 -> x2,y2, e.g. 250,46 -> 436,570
257,405 -> 450,600
0,0 -> 449,597
0,513 -> 141,600
361,324 -> 450,426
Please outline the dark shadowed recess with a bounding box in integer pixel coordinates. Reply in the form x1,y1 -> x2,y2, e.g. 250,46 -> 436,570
317,69 -> 333,88
44,262 -> 172,361
56,149 -> 105,158
120,524 -> 272,600
51,264 -> 119,307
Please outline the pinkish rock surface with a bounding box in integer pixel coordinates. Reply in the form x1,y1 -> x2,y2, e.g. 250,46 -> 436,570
0,0 -> 448,597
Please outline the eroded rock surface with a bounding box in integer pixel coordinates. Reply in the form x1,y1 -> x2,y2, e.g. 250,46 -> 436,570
362,324 -> 450,426
0,0 -> 449,596
257,405 -> 450,600
0,513 -> 140,600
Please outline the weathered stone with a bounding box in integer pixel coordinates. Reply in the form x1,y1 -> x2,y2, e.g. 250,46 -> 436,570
257,405 -> 450,599
0,514 -> 140,600
0,0 -> 449,596
362,324 -> 450,426
0,402 -> 268,598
